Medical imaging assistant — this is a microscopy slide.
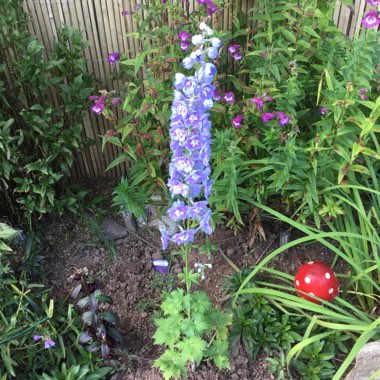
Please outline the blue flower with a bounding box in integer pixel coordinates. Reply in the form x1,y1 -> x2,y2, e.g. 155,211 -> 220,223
182,57 -> 194,70
162,21 -> 221,249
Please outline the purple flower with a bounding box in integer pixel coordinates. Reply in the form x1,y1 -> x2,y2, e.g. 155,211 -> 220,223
224,92 -> 235,103
232,51 -> 242,60
212,89 -> 222,101
232,114 -> 244,129
180,41 -> 190,51
179,31 -> 191,42
153,259 -> 169,274
264,95 -> 274,102
168,179 -> 189,197
277,111 -> 291,126
88,95 -> 98,101
44,339 -> 56,349
358,88 -> 368,101
365,0 -> 380,6
171,229 -> 197,244
362,10 -> 380,28
107,52 -> 120,65
91,102 -> 104,115
33,335 -> 42,341
121,9 -> 130,16
199,209 -> 213,235
320,107 -> 328,116
112,98 -> 122,106
262,112 -> 274,123
252,96 -> 264,110
162,0 -> 167,3
228,44 -> 240,54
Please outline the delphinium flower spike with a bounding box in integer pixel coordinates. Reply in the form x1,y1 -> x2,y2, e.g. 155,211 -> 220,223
162,22 -> 222,249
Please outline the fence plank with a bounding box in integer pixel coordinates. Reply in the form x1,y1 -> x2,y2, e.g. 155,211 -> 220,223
5,0 -> 376,179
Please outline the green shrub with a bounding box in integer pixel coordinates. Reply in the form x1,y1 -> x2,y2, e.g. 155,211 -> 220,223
0,1 -> 94,226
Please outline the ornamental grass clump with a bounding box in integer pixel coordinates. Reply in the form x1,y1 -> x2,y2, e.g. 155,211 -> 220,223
153,21 -> 232,380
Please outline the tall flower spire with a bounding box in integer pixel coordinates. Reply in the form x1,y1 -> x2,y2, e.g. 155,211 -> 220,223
162,22 -> 222,249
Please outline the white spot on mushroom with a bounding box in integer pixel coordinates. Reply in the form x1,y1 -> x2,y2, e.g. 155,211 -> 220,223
304,276 -> 311,284
308,261 -> 314,264
296,280 -> 300,286
325,272 -> 331,279
328,288 -> 334,294
309,292 -> 315,296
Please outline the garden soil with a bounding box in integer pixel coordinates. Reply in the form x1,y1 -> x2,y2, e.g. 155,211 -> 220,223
40,181 -> 336,380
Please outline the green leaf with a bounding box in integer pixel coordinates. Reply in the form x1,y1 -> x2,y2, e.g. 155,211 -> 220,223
153,349 -> 187,380
161,289 -> 185,316
177,336 -> 206,365
302,26 -> 320,38
154,315 -> 183,348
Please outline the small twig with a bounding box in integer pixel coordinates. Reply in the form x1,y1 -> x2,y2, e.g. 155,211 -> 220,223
127,229 -> 160,250
254,234 -> 278,265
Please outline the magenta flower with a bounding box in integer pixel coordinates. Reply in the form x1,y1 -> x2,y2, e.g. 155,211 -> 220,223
366,0 -> 380,6
232,114 -> 244,128
224,92 -> 235,103
320,107 -> 328,116
262,112 -> 274,123
264,96 -> 274,102
180,41 -> 190,51
44,339 -> 56,349
107,52 -> 120,65
121,10 -> 130,15
179,31 -> 191,42
33,335 -> 42,341
277,111 -> 291,126
362,10 -> 380,28
251,96 -> 264,110
91,103 -> 104,115
88,95 -> 98,101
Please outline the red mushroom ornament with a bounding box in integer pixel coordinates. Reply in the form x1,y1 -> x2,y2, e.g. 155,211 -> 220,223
294,261 -> 339,304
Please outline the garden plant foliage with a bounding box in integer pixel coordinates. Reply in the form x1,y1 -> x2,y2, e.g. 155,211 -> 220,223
1,0 -> 380,379
96,0 -> 379,378
0,0 -> 94,227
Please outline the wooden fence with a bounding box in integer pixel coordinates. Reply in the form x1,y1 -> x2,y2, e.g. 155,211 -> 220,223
3,0 -> 379,178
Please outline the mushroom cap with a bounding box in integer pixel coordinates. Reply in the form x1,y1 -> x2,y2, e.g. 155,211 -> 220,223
294,260 -> 339,304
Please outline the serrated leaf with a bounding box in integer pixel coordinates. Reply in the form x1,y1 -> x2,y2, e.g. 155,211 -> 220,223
177,336 -> 206,365
161,289 -> 184,316
154,315 -> 183,348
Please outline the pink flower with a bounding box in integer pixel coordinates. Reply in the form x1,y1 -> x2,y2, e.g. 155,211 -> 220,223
232,114 -> 244,128
362,10 -> 380,28
277,111 -> 290,126
262,112 -> 274,123
251,96 -> 264,110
